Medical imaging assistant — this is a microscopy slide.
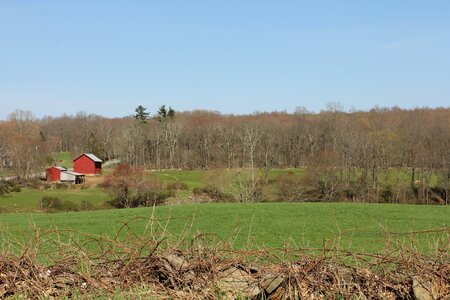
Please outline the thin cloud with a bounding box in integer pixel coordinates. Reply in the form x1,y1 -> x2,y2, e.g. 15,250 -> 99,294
380,37 -> 416,51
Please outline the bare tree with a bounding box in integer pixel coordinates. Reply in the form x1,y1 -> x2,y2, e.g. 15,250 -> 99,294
239,124 -> 262,169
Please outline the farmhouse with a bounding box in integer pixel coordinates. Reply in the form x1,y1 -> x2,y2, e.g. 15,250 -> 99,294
73,153 -> 102,175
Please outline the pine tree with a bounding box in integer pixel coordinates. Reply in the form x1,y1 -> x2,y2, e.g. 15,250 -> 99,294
134,105 -> 149,123
157,105 -> 175,121
157,105 -> 167,119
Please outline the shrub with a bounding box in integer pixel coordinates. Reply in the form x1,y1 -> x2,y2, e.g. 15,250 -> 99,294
204,186 -> 232,201
24,178 -> 42,189
229,169 -> 264,202
167,182 -> 189,191
40,196 -> 64,212
0,180 -> 23,196
10,185 -> 21,193
192,187 -> 203,195
55,182 -> 68,189
343,188 -> 357,202
40,196 -> 79,212
192,186 -> 232,202
104,164 -> 169,208
0,180 -> 10,196
276,174 -> 303,201
381,185 -> 394,203
61,200 -> 79,212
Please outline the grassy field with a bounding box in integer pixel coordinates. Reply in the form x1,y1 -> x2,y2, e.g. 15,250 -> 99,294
0,166 -> 446,211
0,187 -> 111,212
154,168 -> 306,201
1,166 -> 448,256
53,151 -> 74,168
1,203 -> 448,253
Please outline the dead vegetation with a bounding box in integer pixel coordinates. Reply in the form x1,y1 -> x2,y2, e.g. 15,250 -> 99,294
0,218 -> 448,299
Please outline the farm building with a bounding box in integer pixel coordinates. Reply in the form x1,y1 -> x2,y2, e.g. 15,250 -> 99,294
46,166 -> 85,184
60,171 -> 85,184
73,153 -> 102,175
46,166 -> 67,181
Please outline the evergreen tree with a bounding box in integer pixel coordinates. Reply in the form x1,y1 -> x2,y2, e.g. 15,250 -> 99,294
157,105 -> 175,121
157,105 -> 167,119
134,105 -> 149,123
167,106 -> 175,118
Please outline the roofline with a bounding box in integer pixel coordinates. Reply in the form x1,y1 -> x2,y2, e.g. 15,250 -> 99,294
47,166 -> 67,170
73,153 -> 103,163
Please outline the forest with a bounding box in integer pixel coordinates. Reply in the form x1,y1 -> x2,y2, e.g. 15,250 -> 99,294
1,104 -> 449,205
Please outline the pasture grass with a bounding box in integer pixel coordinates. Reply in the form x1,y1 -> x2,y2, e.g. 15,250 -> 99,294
154,168 -> 305,201
154,168 -> 304,189
1,167 -> 446,212
1,203 -> 448,253
0,187 -> 111,212
154,169 -> 208,190
53,151 -> 74,168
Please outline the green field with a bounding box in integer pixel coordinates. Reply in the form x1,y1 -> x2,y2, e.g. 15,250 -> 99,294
1,203 -> 448,253
1,166 -> 448,255
53,151 -> 74,168
0,187 -> 111,212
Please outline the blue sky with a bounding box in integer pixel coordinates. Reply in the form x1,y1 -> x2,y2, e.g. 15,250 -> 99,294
0,0 -> 449,119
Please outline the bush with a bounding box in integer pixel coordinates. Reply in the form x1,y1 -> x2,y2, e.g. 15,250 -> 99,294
167,182 -> 189,191
276,175 -> 303,201
381,185 -> 394,203
205,186 -> 231,201
229,169 -> 265,202
40,196 -> 64,212
0,180 -> 10,196
343,188 -> 357,202
55,182 -> 68,189
192,187 -> 203,195
109,190 -> 172,208
192,186 -> 232,202
104,164 -> 170,208
10,185 -> 21,193
40,196 -> 80,212
61,200 -> 79,212
24,178 -> 42,189
0,181 -> 23,195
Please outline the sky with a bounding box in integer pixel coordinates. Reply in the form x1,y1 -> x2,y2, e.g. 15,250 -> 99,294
0,0 -> 449,119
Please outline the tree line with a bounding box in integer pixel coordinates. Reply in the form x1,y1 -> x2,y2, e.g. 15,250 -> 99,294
0,104 -> 449,204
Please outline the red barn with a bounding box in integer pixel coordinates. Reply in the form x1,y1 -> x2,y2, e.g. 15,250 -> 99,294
73,153 -> 102,175
46,166 -> 67,181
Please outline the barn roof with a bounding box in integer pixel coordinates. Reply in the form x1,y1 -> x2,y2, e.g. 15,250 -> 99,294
61,170 -> 84,176
48,166 -> 67,171
74,153 -> 103,163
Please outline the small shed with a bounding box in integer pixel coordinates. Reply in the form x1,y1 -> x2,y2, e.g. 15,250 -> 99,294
73,153 -> 102,175
61,171 -> 85,184
46,166 -> 67,181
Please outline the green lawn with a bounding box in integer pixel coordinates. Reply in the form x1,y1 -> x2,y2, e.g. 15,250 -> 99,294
155,169 -> 208,190
0,187 -> 111,212
154,168 -> 304,189
1,203 -> 448,253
